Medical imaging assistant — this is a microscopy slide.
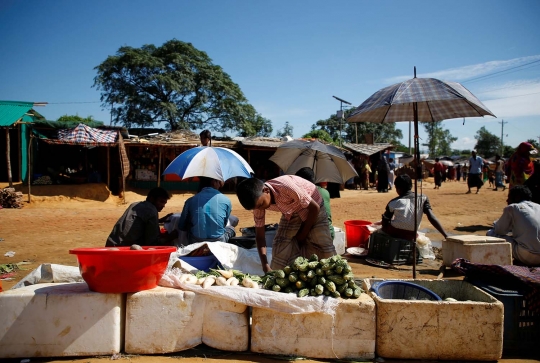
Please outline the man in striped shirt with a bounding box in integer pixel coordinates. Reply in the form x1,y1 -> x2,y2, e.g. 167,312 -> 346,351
237,175 -> 336,273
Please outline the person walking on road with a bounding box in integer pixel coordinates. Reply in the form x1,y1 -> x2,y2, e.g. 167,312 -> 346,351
494,154 -> 506,191
467,150 -> 485,194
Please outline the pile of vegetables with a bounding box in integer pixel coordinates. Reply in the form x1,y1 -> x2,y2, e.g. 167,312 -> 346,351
261,254 -> 364,299
175,268 -> 261,289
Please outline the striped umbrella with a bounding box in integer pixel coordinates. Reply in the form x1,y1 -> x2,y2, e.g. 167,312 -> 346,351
163,146 -> 253,182
347,68 -> 496,277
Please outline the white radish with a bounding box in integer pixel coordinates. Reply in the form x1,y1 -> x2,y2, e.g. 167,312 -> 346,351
202,276 -> 216,289
196,277 -> 206,285
216,269 -> 234,279
251,281 -> 260,289
185,275 -> 198,284
179,274 -> 191,283
226,277 -> 239,286
216,276 -> 228,286
242,277 -> 253,288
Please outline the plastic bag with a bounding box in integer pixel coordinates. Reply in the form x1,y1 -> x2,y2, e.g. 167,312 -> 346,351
416,232 -> 436,260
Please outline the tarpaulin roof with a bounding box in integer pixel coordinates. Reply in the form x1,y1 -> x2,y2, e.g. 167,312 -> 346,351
42,123 -> 118,146
0,100 -> 35,127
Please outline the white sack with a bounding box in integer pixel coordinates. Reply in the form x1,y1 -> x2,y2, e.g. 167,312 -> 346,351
12,263 -> 83,289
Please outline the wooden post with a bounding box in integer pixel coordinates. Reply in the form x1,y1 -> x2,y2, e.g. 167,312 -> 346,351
27,135 -> 32,203
157,146 -> 162,187
107,147 -> 110,189
18,124 -> 22,182
6,128 -> 12,187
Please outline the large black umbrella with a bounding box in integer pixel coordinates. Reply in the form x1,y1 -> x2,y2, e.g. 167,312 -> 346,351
269,139 -> 357,184
347,68 -> 496,277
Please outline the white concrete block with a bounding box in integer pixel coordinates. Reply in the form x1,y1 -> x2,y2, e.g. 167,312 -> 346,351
443,234 -> 512,266
251,294 -> 376,359
125,286 -> 249,354
0,283 -> 123,358
364,279 -> 503,361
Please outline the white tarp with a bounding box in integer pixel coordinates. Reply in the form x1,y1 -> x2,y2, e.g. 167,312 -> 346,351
12,263 -> 83,289
159,267 -> 339,315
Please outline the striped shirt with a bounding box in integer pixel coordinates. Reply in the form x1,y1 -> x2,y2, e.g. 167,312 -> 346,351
253,175 -> 322,227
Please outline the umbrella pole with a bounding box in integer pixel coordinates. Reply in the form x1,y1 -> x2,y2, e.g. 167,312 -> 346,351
413,104 -> 420,279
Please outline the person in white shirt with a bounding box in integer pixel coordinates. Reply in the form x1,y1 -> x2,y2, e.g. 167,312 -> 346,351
487,185 -> 540,266
493,154 -> 506,191
467,150 -> 485,194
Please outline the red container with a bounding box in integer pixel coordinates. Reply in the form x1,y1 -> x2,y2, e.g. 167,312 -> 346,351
69,246 -> 176,293
344,220 -> 372,248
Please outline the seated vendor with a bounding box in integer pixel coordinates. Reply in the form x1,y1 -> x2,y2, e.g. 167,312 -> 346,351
106,187 -> 176,247
487,185 -> 540,266
177,177 -> 236,244
236,175 -> 336,273
378,174 -> 448,241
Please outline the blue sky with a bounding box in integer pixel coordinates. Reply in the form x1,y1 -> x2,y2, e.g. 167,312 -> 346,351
1,0 -> 539,152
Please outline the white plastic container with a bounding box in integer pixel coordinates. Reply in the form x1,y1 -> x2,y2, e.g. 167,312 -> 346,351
333,227 -> 346,255
0,283 -> 123,358
443,234 -> 511,266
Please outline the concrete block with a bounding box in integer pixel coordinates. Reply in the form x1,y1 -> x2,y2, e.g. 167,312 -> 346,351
0,283 -> 123,358
125,286 -> 249,354
364,278 -> 503,361
443,234 -> 512,266
251,294 -> 376,359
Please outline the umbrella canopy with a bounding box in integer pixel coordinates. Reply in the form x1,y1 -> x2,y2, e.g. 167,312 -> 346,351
269,139 -> 357,184
347,77 -> 495,124
347,70 -> 496,278
163,146 -> 254,182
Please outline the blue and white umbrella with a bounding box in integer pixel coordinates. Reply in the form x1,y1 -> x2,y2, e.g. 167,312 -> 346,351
163,146 -> 254,182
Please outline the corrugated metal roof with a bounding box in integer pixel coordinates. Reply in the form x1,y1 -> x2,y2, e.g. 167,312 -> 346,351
343,142 -> 393,156
0,100 -> 35,127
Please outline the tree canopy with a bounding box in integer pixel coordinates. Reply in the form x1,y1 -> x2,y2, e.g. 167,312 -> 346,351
422,121 -> 457,157
276,121 -> 294,138
94,39 -> 263,133
311,109 -> 403,145
57,114 -> 103,126
474,126 -> 501,158
301,129 -> 334,144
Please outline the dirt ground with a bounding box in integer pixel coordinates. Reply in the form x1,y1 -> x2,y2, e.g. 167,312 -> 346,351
2,178 -> 535,363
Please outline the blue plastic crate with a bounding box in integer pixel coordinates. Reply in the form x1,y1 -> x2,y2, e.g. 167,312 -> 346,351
467,278 -> 540,354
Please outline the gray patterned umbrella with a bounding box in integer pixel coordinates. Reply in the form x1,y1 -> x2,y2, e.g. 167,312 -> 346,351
347,69 -> 496,277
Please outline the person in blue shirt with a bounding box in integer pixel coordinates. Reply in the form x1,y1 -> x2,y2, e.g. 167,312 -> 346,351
178,177 -> 236,244
467,150 -> 485,194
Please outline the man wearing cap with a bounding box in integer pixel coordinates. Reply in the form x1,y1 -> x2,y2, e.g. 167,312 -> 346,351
467,150 -> 485,194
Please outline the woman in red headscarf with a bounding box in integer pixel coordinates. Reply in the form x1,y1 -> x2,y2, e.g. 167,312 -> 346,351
506,142 -> 538,188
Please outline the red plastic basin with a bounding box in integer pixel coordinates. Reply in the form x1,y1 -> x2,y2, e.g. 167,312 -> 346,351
69,246 -> 176,293
344,220 -> 372,248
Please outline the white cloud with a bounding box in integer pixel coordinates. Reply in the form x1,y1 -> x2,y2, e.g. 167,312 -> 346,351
385,55 -> 540,84
480,79 -> 540,118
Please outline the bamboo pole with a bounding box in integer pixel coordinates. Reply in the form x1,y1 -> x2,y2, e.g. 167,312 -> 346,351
107,147 -> 110,189
18,124 -> 22,182
6,128 -> 12,187
27,135 -> 32,203
157,147 -> 162,187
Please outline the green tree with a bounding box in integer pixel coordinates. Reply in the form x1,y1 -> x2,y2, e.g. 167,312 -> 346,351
57,114 -> 103,125
276,121 -> 294,138
237,106 -> 273,137
94,39 -> 258,132
422,121 -> 457,157
312,109 -> 403,145
301,129 -> 334,144
474,126 -> 501,158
